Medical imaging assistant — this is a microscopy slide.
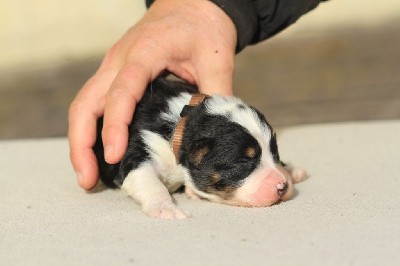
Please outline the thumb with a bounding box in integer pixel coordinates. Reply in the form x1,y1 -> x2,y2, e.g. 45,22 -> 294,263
196,53 -> 234,97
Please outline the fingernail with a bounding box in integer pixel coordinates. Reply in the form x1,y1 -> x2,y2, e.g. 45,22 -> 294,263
105,145 -> 114,159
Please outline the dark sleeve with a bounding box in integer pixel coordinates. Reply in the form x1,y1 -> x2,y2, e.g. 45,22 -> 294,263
249,0 -> 326,44
145,0 -> 326,52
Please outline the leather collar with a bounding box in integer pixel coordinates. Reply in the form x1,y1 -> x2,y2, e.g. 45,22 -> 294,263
172,93 -> 209,162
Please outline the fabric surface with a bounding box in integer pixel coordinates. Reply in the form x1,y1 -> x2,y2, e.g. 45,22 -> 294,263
1,121 -> 399,265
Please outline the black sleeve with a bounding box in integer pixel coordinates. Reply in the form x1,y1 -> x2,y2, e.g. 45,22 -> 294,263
145,0 -> 326,52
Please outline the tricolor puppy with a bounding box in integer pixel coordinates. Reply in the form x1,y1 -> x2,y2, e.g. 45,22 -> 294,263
94,78 -> 306,219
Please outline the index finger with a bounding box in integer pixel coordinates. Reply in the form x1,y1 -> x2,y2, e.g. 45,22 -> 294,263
102,62 -> 159,164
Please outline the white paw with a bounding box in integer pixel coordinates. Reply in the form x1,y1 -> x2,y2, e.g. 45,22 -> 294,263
143,200 -> 191,220
290,168 -> 308,184
185,186 -> 202,200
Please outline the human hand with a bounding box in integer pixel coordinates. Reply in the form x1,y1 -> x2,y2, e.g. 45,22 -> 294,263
68,0 -> 237,189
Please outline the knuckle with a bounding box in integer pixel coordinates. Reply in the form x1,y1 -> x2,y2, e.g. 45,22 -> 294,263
106,68 -> 145,103
68,99 -> 85,119
71,76 -> 102,109
102,42 -> 123,67
101,124 -> 120,141
101,123 -> 113,135
85,74 -> 102,87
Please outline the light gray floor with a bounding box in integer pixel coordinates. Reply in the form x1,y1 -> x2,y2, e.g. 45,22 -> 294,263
1,120 -> 399,266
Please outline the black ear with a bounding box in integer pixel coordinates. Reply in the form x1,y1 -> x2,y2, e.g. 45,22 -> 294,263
188,138 -> 214,167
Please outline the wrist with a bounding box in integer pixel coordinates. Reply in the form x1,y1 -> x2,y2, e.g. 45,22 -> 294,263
207,0 -> 257,52
146,0 -> 255,52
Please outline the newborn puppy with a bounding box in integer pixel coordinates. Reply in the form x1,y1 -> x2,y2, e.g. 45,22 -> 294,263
94,77 -> 306,219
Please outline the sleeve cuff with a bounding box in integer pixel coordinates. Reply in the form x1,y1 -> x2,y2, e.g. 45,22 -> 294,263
208,0 -> 258,52
145,0 -> 153,8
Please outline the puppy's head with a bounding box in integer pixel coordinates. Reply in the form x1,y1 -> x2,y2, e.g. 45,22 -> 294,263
180,96 -> 301,207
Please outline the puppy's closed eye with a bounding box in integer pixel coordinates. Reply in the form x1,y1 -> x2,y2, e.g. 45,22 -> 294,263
189,146 -> 209,166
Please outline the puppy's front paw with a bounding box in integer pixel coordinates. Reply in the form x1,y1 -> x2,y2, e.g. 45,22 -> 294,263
185,186 -> 202,200
289,168 -> 308,184
143,199 -> 191,220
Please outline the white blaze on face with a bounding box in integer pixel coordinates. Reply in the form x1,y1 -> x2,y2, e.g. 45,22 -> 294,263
205,96 -> 271,143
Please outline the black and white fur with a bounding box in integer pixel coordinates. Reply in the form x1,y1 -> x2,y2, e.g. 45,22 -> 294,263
94,78 -> 306,219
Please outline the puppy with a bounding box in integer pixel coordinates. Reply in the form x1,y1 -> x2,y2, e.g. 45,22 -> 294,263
94,77 -> 306,219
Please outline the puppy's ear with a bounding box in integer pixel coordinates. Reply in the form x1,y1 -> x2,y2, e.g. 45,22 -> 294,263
189,138 -> 213,166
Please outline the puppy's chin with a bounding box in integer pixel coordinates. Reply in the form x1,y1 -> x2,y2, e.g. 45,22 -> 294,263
210,197 -> 279,208
185,171 -> 297,208
191,183 -> 294,208
214,184 -> 294,208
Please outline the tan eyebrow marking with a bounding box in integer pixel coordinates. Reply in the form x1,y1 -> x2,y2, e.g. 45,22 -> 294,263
190,146 -> 209,165
245,147 -> 256,158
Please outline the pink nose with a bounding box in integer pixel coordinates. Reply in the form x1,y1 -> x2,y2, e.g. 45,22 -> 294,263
267,168 -> 288,193
248,169 -> 289,206
277,182 -> 289,196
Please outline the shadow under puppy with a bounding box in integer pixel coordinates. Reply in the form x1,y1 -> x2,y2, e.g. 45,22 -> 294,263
94,77 -> 306,219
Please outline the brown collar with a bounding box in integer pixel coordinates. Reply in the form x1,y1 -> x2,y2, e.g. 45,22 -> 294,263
172,93 -> 209,162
